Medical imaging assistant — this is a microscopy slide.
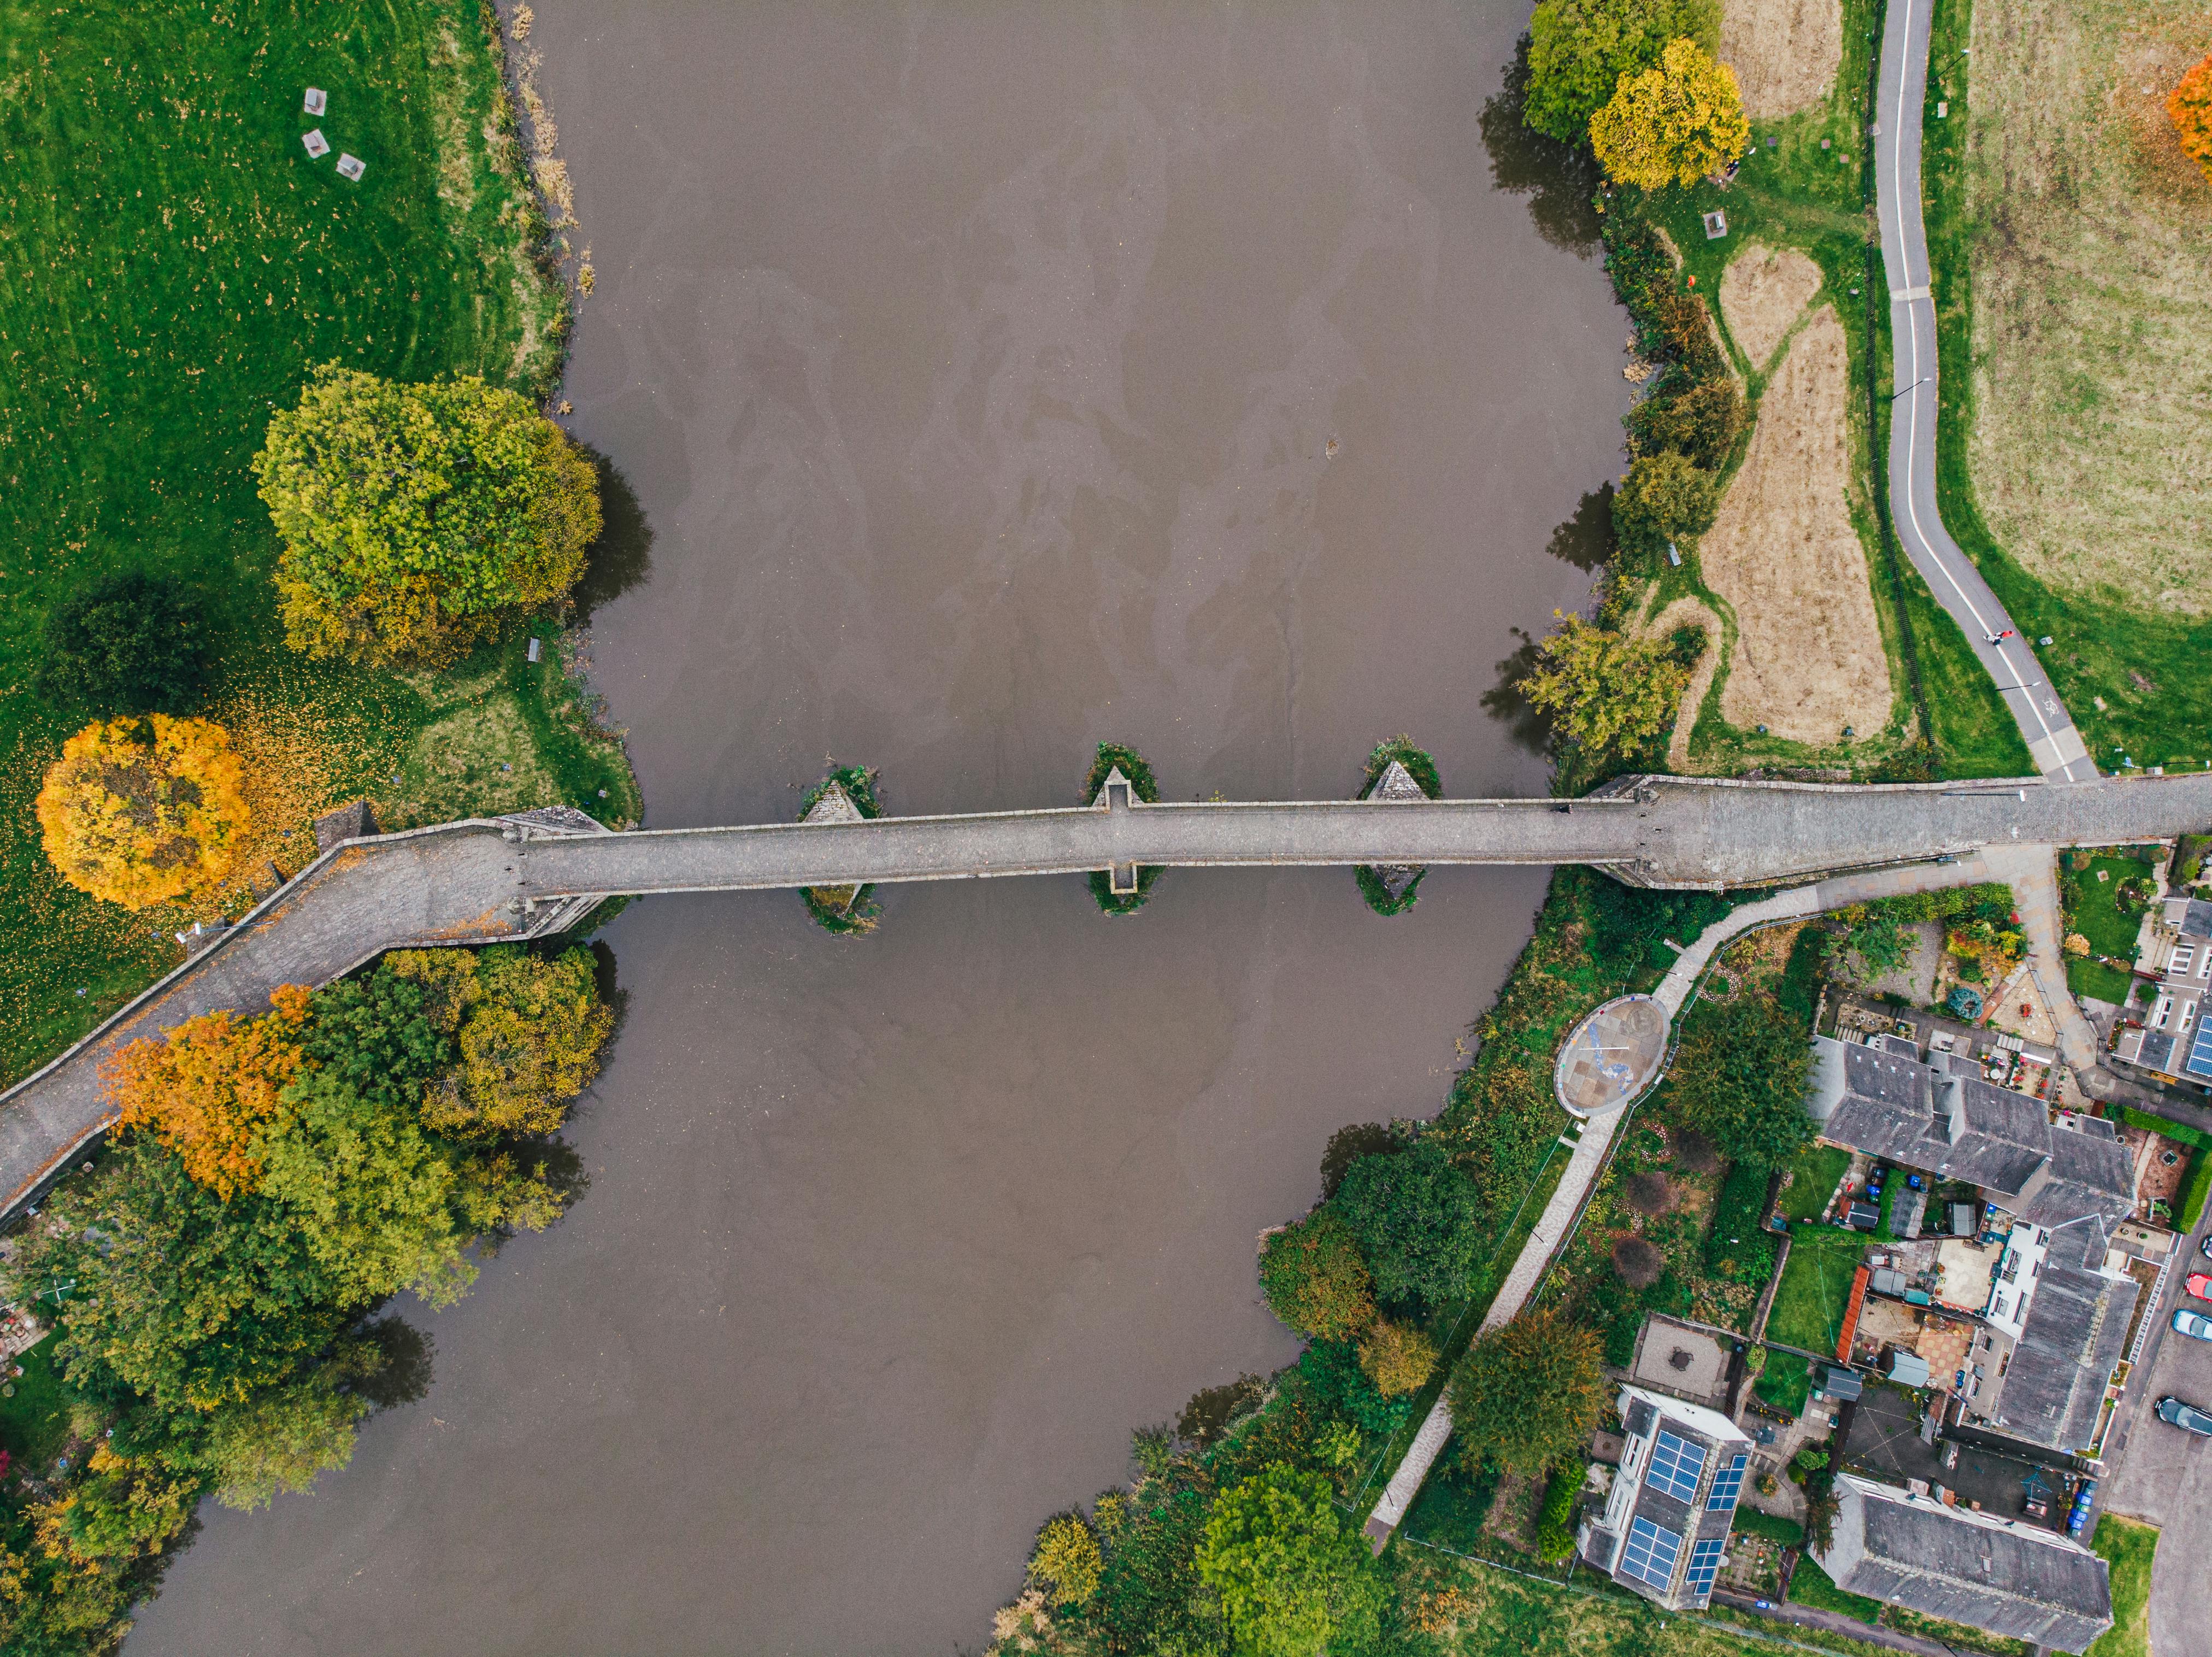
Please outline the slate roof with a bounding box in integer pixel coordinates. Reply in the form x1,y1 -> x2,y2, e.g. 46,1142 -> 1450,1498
2014,1119 -> 2136,1231
1820,1476 -> 2112,1653
1987,1220 -> 2139,1455
2169,897 -> 2212,940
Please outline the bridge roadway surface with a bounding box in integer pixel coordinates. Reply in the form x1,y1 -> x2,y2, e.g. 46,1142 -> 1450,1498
2,770 -> 2208,1217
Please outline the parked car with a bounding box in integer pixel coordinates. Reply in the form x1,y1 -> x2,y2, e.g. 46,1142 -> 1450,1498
2173,1308 -> 2212,1342
2201,1232 -> 2212,1262
2188,1272 -> 2212,1303
2157,1396 -> 2212,1436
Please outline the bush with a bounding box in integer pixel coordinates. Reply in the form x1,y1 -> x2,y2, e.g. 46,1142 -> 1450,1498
1360,734 -> 1441,799
1357,1318 -> 1439,1397
1447,1307 -> 1607,1478
1298,1339 -> 1413,1437
798,766 -> 884,934
1194,1464 -> 1384,1657
1082,743 -> 1163,915
1705,1161 -> 1779,1285
1590,39 -> 1750,191
1028,1512 -> 1103,1607
1516,611 -> 1690,765
1258,1209 -> 1376,1342
1625,377 -> 1744,469
2172,54 -> 2212,184
1605,216 -> 1727,385
1669,997 -> 1816,1172
1332,1139 -> 1486,1307
2181,1151 -> 2212,1233
253,364 -> 601,666
37,714 -> 250,909
1613,450 -> 1720,559
1533,1459 -> 1586,1562
33,570 -> 211,716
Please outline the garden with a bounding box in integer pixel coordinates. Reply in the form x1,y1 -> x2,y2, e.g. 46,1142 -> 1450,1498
2062,849 -> 2156,1004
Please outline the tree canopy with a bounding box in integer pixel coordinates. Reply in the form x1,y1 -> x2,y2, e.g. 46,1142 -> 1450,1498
252,365 -> 601,665
33,570 -> 210,718
1446,1307 -> 1608,1477
36,714 -> 250,909
1258,1209 -> 1375,1342
1193,1463 -> 1384,1657
1028,1512 -> 1104,1607
1624,379 -> 1743,470
1590,38 -> 1750,191
1357,1318 -> 1438,1397
1329,1139 -> 1485,1307
1524,0 -> 1720,146
1668,995 -> 1816,1171
1613,449 -> 1720,557
1516,613 -> 1689,765
101,988 -> 310,1197
2171,54 -> 2212,184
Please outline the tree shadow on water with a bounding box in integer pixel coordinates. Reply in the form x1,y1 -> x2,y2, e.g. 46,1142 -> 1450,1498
571,450 -> 655,621
353,1315 -> 436,1409
1479,627 -> 1551,758
1544,485 -> 1617,573
1479,40 -> 1605,258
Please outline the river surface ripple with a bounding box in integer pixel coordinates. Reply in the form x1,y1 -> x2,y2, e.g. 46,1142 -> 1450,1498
127,3 -> 1628,1650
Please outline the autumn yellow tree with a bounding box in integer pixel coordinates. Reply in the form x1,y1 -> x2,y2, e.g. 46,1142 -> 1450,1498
101,988 -> 311,1197
1591,38 -> 1749,191
2173,55 -> 2212,184
1358,1317 -> 1439,1397
405,947 -> 614,1138
1516,612 -> 1689,764
37,714 -> 250,909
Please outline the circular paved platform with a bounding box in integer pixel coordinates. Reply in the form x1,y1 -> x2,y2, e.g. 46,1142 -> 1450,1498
1554,993 -> 1670,1118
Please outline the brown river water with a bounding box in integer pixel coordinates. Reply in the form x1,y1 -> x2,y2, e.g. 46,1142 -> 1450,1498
127,3 -> 1626,1650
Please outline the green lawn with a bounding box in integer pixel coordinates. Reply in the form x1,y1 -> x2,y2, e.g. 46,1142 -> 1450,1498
2064,855 -> 2153,962
1777,1144 -> 1854,1224
1766,1231 -> 1863,1355
2086,1514 -> 2157,1657
0,1337 -> 74,1480
1753,1348 -> 1811,1416
0,0 -> 633,1085
1730,1507 -> 1805,1547
2068,958 -> 2138,1008
1789,1555 -> 1884,1624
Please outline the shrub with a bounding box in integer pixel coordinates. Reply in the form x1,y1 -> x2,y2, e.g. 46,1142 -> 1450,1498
1357,1317 -> 1439,1397
1332,1139 -> 1486,1307
1590,39 -> 1750,191
1194,1464 -> 1384,1657
1516,611 -> 1690,765
430,948 -> 613,1138
1625,377 -> 1743,468
1298,1339 -> 1413,1436
1669,997 -> 1815,1172
2180,1151 -> 2212,1233
1613,449 -> 1720,557
798,766 -> 884,934
1533,1459 -> 1586,1562
33,570 -> 211,716
1360,734 -> 1441,799
1523,0 -> 1720,146
253,364 -> 600,666
37,714 -> 250,909
1258,1209 -> 1375,1342
1705,1161 -> 1779,1285
1605,216 -> 1727,385
1028,1512 -> 1103,1607
1447,1307 -> 1608,1477
1081,743 -> 1163,915
2172,55 -> 2212,184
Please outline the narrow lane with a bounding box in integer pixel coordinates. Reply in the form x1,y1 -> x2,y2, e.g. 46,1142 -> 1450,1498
1874,0 -> 2096,781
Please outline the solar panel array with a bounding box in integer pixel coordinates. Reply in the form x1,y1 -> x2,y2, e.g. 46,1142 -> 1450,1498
1684,1535 -> 1726,1600
2187,1019 -> 2212,1081
1621,1516 -> 1681,1591
1644,1430 -> 1707,1502
1705,1452 -> 1747,1512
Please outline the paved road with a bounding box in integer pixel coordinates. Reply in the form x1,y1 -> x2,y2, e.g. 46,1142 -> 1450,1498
7,771 -> 2211,1218
2093,1204 -> 2212,1657
1874,0 -> 2096,782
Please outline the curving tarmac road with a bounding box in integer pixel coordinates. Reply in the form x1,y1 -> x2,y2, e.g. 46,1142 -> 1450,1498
1875,0 -> 2096,782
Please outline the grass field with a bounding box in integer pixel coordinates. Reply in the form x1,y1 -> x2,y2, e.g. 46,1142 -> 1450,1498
1754,1347 -> 1812,1414
1767,1229 -> 1863,1354
1778,1144 -> 1854,1224
2064,854 -> 2153,962
0,0 -> 636,1085
2086,1514 -> 2158,1657
1620,0 -> 2028,781
1925,0 -> 2212,772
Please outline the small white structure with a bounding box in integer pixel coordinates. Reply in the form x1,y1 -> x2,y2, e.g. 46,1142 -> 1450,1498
303,86 -> 327,115
301,128 -> 330,159
336,153 -> 366,181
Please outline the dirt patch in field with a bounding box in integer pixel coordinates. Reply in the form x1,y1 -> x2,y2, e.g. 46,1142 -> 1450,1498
1967,0 -> 2212,610
1643,595 -> 1723,771
1700,307 -> 1892,745
1721,243 -> 1825,371
1720,0 -> 1844,119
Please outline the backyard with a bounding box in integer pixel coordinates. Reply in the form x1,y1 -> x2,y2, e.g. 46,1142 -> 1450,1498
0,0 -> 634,1085
2063,850 -> 2154,1003
2087,1514 -> 2157,1657
1766,1229 -> 1864,1356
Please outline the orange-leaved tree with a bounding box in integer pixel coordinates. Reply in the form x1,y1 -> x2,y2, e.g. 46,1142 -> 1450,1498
101,987 -> 312,1197
2172,54 -> 2212,184
36,714 -> 250,909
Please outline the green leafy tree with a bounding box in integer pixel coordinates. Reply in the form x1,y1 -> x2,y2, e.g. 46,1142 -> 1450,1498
1591,38 -> 1750,190
1844,913 -> 1911,981
1669,997 -> 1815,1171
1357,1318 -> 1438,1397
193,1367 -> 372,1511
436,947 -> 614,1138
1613,450 -> 1719,557
1194,1463 -> 1384,1657
32,570 -> 210,716
1524,0 -> 1720,145
1258,1210 -> 1375,1342
1625,378 -> 1743,468
252,364 -> 601,665
29,1444 -> 198,1571
1447,1308 -> 1608,1477
1516,613 -> 1689,765
1329,1140 -> 1485,1307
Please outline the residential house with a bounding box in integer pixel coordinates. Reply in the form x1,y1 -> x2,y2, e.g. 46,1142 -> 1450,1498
1578,1387 -> 1752,1612
2114,897 -> 2212,1085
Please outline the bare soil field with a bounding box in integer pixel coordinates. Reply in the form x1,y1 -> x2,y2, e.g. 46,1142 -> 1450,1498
1720,242 -> 1825,371
1699,307 -> 1893,744
1966,0 -> 2212,612
1720,0 -> 1844,118
1642,595 -> 1725,771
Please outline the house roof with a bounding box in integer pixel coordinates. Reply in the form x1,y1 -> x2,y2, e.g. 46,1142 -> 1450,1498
1819,1476 -> 2112,1653
2014,1119 -> 2136,1231
1602,1388 -> 1751,1608
2167,897 -> 2212,940
1987,1221 -> 2139,1455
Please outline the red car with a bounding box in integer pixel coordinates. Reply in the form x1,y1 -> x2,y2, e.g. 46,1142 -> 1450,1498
2188,1273 -> 2212,1303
